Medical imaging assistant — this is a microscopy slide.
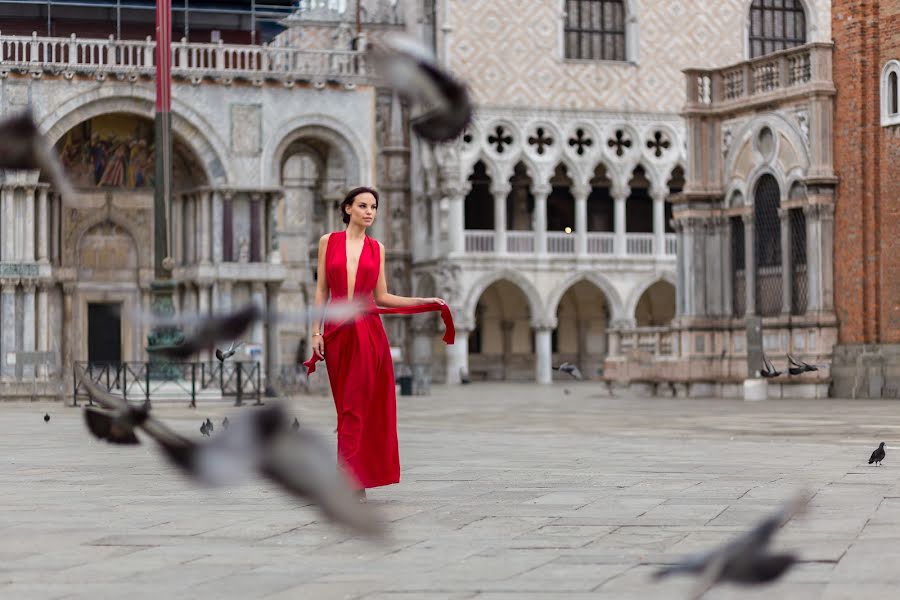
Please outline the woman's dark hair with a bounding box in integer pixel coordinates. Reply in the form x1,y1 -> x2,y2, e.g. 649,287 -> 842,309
341,186 -> 379,225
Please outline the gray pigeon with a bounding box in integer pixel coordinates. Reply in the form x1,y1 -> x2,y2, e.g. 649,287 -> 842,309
553,362 -> 583,380
653,494 -> 807,599
869,442 -> 886,466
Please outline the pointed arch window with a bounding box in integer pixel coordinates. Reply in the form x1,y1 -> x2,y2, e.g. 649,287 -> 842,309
749,0 -> 807,59
564,0 -> 627,61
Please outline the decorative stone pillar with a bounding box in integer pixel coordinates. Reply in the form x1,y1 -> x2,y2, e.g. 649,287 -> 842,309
61,283 -> 75,385
250,193 -> 263,263
492,183 -> 509,255
742,212 -> 756,316
673,219 -> 686,317
22,282 -> 36,378
721,215 -> 733,318
533,184 -> 550,257
613,188 -> 627,257
819,203 -> 835,312
200,190 -> 212,264
682,219 -> 695,316
1,189 -> 14,261
1,281 -> 17,379
268,192 -> 283,264
222,192 -> 234,262
37,283 -> 49,378
140,285 -> 151,362
445,325 -> 471,384
573,183 -> 589,258
36,187 -> 49,263
447,186 -> 465,255
651,188 -> 666,258
24,187 -> 35,261
171,194 -> 183,265
219,280 -> 233,313
212,189 -> 224,263
266,282 -> 281,385
251,282 -> 266,372
197,282 -> 211,361
533,321 -> 554,384
779,208 -> 792,315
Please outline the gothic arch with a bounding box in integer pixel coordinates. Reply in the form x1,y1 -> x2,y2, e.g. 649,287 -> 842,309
265,116 -> 370,188
463,270 -> 544,328
41,93 -> 229,185
546,271 -> 625,323
68,212 -> 147,270
625,272 -> 678,319
724,113 -> 810,182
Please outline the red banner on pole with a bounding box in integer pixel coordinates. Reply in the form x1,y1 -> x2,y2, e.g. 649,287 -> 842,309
155,0 -> 172,112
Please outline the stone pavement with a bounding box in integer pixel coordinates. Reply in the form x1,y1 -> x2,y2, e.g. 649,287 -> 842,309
2,383 -> 900,599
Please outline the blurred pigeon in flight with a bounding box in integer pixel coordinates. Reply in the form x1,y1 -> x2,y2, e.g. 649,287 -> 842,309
553,362 -> 583,380
0,110 -> 74,200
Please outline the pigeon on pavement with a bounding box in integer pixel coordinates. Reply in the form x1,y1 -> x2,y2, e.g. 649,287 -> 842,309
869,442 -> 886,466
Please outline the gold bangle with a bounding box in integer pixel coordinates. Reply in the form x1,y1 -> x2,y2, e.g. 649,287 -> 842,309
312,332 -> 322,337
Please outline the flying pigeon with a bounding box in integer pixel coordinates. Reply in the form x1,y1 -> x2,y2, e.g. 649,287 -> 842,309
215,341 -> 244,363
368,34 -> 473,142
0,110 -> 74,200
552,362 -> 583,380
76,374 -> 383,537
869,442 -> 886,466
653,494 -> 807,599
759,355 -> 781,378
787,354 -> 824,376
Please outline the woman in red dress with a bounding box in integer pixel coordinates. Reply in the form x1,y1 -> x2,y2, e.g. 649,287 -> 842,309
306,187 -> 452,502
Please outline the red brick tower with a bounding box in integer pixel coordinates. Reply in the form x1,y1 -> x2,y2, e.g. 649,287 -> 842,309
831,1 -> 900,397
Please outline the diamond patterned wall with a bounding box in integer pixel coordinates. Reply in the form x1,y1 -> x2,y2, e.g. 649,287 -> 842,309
446,0 -> 831,113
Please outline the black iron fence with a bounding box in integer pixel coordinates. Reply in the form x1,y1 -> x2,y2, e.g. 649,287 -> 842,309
73,361 -> 262,408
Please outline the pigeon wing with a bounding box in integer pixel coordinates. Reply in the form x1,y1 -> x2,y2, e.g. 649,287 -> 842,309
83,406 -> 141,445
260,426 -> 385,538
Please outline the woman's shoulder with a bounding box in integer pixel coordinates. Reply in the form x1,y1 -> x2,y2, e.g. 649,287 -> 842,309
319,231 -> 339,245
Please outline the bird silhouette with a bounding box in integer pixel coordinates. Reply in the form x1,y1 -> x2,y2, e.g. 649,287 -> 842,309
43,413 -> 50,423
76,375 -> 383,537
787,354 -> 822,376
653,494 -> 807,599
145,301 -> 364,361
200,421 -> 210,437
552,362 -> 583,380
292,417 -> 300,432
0,110 -> 74,199
215,341 -> 244,363
367,34 -> 472,142
869,442 -> 886,466
759,355 -> 781,378
205,418 -> 214,433
222,417 -> 229,430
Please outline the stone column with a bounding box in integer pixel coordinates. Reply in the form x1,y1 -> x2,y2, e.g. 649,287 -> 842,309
533,322 -> 554,384
692,219 -> 708,318
447,188 -> 465,255
22,282 -> 35,378
266,282 -> 281,385
573,184 -> 589,258
37,187 -> 49,263
674,220 -> 686,316
37,283 -> 49,378
492,183 -> 509,255
222,192 -> 234,262
682,219 -> 695,316
743,212 -> 756,316
250,193 -> 263,262
613,188 -> 627,257
445,326 -> 470,384
251,282 -> 266,373
500,319 -> 514,380
61,283 -> 75,383
779,208 -> 792,315
197,282 -> 211,361
1,281 -> 17,379
651,188 -> 666,258
268,192 -> 283,264
533,184 -> 550,257
819,203 -> 834,312
200,190 -> 212,264
212,189 -> 224,263
171,194 -> 182,265
1,189 -> 14,261
24,187 -> 35,262
722,216 -> 733,317
219,280 -> 233,312
140,286 -> 151,362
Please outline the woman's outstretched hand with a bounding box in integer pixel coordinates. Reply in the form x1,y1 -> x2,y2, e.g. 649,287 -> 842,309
312,334 -> 325,358
421,297 -> 447,306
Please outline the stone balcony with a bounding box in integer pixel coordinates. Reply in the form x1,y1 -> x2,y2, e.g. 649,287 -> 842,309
462,230 -> 677,259
684,42 -> 834,113
0,32 -> 367,85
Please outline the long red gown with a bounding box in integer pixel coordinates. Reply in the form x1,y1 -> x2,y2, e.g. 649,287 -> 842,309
303,230 -> 455,490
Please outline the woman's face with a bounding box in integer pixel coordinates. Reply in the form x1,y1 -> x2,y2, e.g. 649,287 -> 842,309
346,192 -> 377,227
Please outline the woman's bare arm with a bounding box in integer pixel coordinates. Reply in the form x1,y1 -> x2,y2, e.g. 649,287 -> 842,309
311,234 -> 330,356
373,241 -> 443,308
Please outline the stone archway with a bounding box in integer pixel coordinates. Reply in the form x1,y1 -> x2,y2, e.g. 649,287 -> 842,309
634,280 -> 676,327
468,279 -> 534,381
555,280 -> 612,380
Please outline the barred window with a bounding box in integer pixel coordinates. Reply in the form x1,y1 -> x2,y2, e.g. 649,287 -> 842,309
789,207 -> 807,315
754,174 -> 782,316
731,217 -> 746,317
564,0 -> 626,61
749,0 -> 807,59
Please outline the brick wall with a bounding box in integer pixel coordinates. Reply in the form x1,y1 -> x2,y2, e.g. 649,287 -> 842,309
832,0 -> 900,344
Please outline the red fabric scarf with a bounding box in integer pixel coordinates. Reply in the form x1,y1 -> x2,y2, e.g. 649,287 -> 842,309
303,302 -> 455,375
